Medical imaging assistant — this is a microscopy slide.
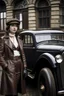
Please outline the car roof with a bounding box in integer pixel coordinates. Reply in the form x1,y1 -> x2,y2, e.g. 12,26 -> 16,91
21,30 -> 64,34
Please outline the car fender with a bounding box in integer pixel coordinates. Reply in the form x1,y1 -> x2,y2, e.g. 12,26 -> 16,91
29,53 -> 56,79
37,53 -> 56,68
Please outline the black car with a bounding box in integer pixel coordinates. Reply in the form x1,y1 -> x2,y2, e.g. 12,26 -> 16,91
20,30 -> 64,96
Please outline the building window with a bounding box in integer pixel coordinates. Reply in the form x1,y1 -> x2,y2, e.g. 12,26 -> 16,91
19,13 -> 22,29
0,12 -> 6,31
14,12 -> 23,29
60,0 -> 64,24
36,0 -> 50,28
14,11 -> 28,30
13,0 -> 28,30
0,0 -> 6,31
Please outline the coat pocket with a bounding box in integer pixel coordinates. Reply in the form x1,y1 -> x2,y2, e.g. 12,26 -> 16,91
6,60 -> 15,73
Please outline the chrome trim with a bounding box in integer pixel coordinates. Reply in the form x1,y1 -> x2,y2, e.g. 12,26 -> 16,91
58,90 -> 64,95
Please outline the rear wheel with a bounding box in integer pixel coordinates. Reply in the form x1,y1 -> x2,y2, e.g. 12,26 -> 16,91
38,68 -> 56,96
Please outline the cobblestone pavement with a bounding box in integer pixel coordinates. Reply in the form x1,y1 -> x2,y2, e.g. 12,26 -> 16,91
25,77 -> 39,96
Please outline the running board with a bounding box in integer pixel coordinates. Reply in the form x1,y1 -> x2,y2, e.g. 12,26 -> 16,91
28,73 -> 35,79
58,90 -> 64,95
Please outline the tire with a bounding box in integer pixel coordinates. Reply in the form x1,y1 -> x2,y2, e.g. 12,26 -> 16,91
38,68 -> 56,96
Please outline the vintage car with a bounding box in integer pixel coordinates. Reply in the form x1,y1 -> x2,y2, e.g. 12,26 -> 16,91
20,30 -> 64,96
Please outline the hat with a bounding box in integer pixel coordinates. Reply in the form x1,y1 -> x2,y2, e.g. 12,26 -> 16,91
6,18 -> 20,25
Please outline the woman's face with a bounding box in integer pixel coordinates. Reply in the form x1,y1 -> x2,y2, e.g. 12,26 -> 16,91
9,24 -> 18,34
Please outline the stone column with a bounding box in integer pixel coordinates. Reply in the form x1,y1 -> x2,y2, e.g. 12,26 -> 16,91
51,1 -> 60,29
6,4 -> 13,21
28,4 -> 36,30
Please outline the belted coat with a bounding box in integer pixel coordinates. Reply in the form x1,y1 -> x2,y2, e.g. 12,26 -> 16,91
0,35 -> 27,95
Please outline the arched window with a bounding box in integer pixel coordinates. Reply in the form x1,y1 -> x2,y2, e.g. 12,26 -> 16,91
0,0 -> 6,31
36,0 -> 50,28
13,0 -> 28,30
60,0 -> 64,24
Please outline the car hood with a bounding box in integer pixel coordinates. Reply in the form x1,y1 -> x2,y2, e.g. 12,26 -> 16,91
37,45 -> 64,51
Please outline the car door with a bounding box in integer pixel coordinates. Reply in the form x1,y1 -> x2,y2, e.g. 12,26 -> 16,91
22,33 -> 36,70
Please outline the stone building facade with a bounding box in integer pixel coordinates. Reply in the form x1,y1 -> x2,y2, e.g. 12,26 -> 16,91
0,0 -> 64,35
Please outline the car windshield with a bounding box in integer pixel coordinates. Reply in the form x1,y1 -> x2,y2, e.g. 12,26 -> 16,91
35,33 -> 64,45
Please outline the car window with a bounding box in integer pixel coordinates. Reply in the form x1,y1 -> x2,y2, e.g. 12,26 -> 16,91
22,34 -> 33,47
36,34 -> 51,42
35,33 -> 64,43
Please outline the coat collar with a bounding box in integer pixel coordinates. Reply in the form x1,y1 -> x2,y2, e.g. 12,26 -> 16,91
4,37 -> 13,50
4,35 -> 23,50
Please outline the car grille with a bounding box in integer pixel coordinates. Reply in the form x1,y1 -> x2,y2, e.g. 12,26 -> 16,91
60,52 -> 64,88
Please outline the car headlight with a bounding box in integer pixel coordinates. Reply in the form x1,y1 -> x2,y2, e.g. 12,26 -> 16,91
55,55 -> 63,63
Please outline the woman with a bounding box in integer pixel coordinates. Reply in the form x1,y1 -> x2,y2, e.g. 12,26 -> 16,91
0,18 -> 27,96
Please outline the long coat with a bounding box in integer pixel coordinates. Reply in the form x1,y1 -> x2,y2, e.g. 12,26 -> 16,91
0,35 -> 27,95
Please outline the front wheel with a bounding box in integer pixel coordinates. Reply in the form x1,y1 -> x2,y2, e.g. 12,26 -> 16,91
38,68 -> 56,96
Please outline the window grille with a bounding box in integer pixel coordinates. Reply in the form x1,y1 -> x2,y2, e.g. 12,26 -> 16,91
0,12 -> 6,31
60,0 -> 64,24
36,0 -> 50,28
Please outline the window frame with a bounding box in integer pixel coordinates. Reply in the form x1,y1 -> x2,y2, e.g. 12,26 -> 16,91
36,0 -> 50,29
0,12 -> 6,31
60,0 -> 64,25
13,9 -> 28,30
22,34 -> 34,47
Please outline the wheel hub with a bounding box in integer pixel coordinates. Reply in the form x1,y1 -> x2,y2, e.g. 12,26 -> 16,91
40,85 -> 45,92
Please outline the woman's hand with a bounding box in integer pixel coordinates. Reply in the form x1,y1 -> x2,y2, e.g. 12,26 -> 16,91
23,67 -> 28,78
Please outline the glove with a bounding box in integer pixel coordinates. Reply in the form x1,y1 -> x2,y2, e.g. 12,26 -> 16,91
23,67 -> 28,78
